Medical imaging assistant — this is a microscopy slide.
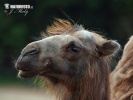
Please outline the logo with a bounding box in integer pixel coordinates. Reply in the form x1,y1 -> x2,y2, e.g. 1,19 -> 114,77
4,3 -> 10,9
4,3 -> 33,16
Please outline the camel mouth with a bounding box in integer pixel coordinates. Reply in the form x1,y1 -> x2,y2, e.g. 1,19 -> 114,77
19,69 -> 30,71
18,70 -> 39,78
16,63 -> 49,78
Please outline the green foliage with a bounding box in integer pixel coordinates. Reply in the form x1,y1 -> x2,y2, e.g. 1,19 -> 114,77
111,0 -> 133,13
2,23 -> 28,48
86,0 -> 103,9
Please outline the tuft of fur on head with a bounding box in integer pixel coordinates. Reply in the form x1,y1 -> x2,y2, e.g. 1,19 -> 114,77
41,19 -> 73,37
41,19 -> 84,38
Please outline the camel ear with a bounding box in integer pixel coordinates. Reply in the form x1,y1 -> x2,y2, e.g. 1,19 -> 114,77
98,40 -> 120,56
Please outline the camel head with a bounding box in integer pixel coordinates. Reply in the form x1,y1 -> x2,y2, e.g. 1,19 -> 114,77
15,19 -> 120,85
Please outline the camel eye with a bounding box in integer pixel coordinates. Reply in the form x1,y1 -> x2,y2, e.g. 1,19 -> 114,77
69,46 -> 80,53
24,48 -> 39,56
66,41 -> 82,54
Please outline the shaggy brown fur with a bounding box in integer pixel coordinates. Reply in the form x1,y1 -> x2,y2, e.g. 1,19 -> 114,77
111,36 -> 133,100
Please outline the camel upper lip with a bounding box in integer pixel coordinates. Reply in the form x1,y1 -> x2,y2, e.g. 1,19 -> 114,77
17,66 -> 30,71
16,63 -> 31,71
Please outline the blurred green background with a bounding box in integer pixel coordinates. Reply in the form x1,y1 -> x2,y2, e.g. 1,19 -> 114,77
0,0 -> 133,99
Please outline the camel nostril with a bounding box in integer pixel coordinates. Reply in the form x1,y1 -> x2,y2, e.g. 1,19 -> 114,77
25,48 -> 39,56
